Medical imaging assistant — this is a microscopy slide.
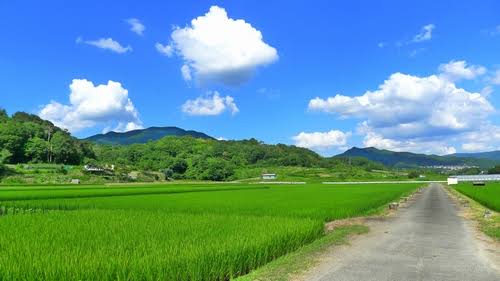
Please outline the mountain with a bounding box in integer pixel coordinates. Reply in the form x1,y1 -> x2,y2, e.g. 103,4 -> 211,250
84,126 -> 214,145
450,151 -> 500,161
336,147 -> 497,168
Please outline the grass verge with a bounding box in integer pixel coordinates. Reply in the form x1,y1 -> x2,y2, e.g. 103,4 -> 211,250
234,225 -> 368,281
446,186 -> 500,241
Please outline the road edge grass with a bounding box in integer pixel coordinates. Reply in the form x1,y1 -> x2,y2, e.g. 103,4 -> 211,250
233,224 -> 369,281
445,185 -> 500,241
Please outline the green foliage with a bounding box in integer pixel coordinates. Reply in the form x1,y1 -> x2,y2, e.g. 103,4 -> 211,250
0,149 -> 13,164
407,171 -> 419,178
0,108 -> 7,122
488,165 -> 500,174
93,137 -> 390,181
24,137 -> 48,163
0,111 -> 92,164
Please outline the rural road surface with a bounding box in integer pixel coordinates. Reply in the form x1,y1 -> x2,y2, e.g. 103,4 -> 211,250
302,183 -> 500,281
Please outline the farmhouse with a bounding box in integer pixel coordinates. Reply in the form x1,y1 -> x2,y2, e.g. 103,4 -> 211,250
262,173 -> 277,180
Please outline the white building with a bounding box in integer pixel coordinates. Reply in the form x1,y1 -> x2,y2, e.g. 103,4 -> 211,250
262,173 -> 277,180
447,174 -> 500,185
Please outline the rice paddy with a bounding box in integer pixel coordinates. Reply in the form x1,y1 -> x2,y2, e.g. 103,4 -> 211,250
0,182 -> 419,280
454,182 -> 500,212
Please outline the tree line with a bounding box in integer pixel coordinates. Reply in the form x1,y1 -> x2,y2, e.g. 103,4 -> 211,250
0,109 -> 385,181
0,110 -> 94,165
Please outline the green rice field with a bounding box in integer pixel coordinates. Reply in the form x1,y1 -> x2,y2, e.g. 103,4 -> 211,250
453,182 -> 500,240
454,182 -> 500,212
0,183 -> 419,280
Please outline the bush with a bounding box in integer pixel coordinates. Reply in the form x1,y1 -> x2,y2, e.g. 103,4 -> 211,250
407,171 -> 419,179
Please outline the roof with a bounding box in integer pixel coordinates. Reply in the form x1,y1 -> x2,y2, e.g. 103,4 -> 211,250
449,174 -> 500,181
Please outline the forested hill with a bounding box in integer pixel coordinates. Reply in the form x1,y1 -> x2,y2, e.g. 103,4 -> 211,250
93,137 -> 385,181
85,126 -> 213,145
0,110 -> 385,181
0,110 -> 93,165
337,147 -> 497,168
451,151 -> 500,161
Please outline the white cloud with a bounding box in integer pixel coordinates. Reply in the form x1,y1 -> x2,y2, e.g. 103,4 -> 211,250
162,5 -> 278,86
308,61 -> 495,154
293,130 -> 350,150
490,70 -> 500,85
481,86 -> 493,97
459,125 -> 500,152
39,79 -> 142,133
182,91 -> 239,116
126,18 -> 145,36
363,132 -> 456,155
78,37 -> 132,53
438,60 -> 486,81
412,24 -> 435,43
181,64 -> 192,81
155,42 -> 173,57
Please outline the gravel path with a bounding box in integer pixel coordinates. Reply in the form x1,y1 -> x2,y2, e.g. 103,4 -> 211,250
301,183 -> 499,281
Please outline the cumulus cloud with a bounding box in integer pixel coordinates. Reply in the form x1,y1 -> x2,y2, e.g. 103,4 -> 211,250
412,24 -> 435,43
126,18 -> 145,35
308,61 -> 495,154
293,130 -> 351,150
363,132 -> 457,155
160,5 -> 278,86
438,60 -> 486,81
182,91 -> 239,116
77,37 -> 132,53
39,79 -> 142,133
459,125 -> 500,152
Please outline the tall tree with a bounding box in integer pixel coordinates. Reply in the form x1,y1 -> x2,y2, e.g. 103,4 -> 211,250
24,137 -> 49,163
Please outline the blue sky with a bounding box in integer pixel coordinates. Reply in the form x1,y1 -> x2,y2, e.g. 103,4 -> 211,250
1,1 -> 500,155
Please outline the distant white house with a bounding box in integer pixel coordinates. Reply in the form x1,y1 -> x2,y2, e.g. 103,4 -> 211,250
70,179 -> 80,184
262,173 -> 277,180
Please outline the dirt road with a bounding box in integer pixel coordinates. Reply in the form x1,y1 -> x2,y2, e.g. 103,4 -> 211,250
301,183 -> 499,281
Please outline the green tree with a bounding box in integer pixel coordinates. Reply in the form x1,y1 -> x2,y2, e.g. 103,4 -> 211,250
170,158 -> 188,174
201,158 -> 235,181
51,131 -> 80,164
488,165 -> 500,174
0,108 -> 8,123
24,137 -> 48,163
0,149 -> 13,164
407,170 -> 419,179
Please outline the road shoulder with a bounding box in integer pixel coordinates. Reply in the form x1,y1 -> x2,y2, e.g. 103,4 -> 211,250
445,185 -> 500,272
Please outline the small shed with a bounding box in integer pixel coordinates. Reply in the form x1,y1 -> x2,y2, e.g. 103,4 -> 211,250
70,179 -> 81,184
262,173 -> 277,180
